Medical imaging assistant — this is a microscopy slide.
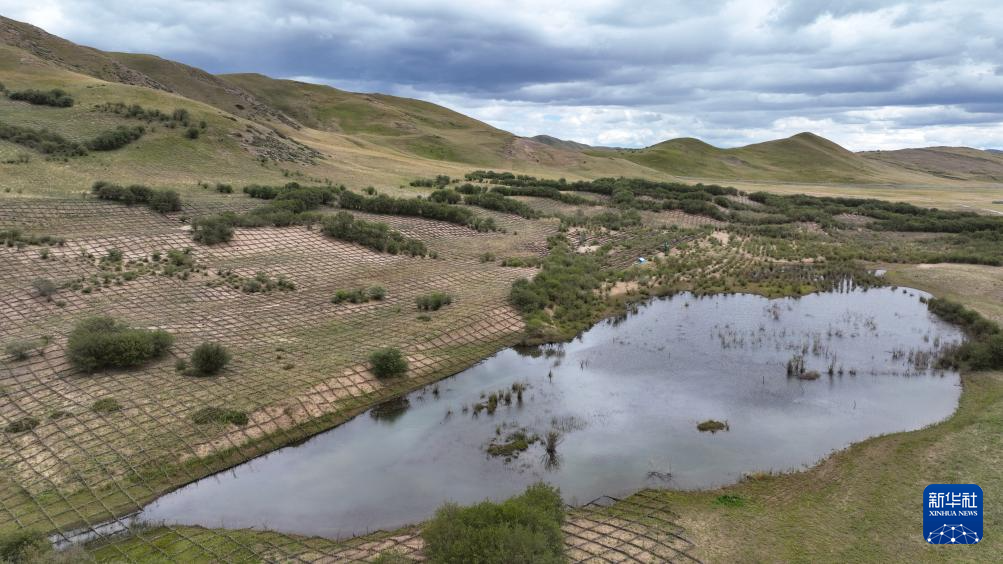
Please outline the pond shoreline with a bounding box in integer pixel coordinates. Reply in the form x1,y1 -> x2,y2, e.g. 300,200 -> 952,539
67,285 -> 964,546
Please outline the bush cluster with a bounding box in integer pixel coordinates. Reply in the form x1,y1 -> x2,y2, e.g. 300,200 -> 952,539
1,228 -> 65,247
369,347 -> 408,378
86,125 -> 145,151
67,316 -> 174,372
489,184 -> 590,205
429,189 -> 462,204
191,215 -> 235,244
423,483 -> 565,564
463,192 -> 541,219
91,181 -> 181,213
0,121 -> 86,157
409,175 -> 451,187
7,88 -> 74,107
416,292 -> 453,311
332,286 -> 386,304
5,338 -> 44,360
509,239 -> 605,340
338,190 -> 497,232
4,417 -> 40,434
927,298 -> 1003,370
321,211 -> 428,256
95,102 -> 196,128
0,529 -> 52,562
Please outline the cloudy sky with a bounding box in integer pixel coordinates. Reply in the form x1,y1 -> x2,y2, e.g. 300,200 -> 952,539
3,0 -> 1002,150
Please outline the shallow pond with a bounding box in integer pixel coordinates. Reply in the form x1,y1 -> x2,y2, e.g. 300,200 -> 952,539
137,287 -> 963,539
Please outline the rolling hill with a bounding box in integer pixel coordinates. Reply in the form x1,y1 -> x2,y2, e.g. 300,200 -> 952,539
2,15 -> 1001,189
860,146 -> 1003,182
589,132 -> 951,184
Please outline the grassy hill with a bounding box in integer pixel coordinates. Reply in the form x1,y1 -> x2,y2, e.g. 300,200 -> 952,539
223,72 -> 518,165
593,132 -> 952,183
860,146 -> 1003,182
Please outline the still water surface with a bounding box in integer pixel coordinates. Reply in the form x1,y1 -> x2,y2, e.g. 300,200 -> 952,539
139,287 -> 962,538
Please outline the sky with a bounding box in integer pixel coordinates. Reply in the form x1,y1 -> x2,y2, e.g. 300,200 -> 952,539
3,0 -> 1002,150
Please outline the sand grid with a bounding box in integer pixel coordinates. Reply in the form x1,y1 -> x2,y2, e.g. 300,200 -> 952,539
1,196 -> 699,562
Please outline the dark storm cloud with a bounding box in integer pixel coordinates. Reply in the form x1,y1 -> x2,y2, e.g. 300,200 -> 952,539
3,0 -> 1002,149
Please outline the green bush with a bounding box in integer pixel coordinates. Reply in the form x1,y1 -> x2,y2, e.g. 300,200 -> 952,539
185,127 -> 200,139
91,398 -> 122,413
338,190 -> 497,232
86,125 -> 144,151
189,342 -> 231,375
5,338 -> 42,360
31,277 -> 58,299
67,316 -> 174,372
0,529 -> 52,562
423,483 -> 565,564
7,88 -> 74,107
416,292 -> 453,311
368,286 -> 387,300
4,417 -> 40,434
321,212 -> 428,256
148,189 -> 182,213
0,121 -> 86,157
91,181 -> 181,213
926,298 -> 1003,370
369,347 -> 408,379
191,215 -> 235,244
430,189 -> 462,204
192,406 -> 248,426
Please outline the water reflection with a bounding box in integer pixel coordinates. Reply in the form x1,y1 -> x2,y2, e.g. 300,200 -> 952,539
136,288 -> 963,539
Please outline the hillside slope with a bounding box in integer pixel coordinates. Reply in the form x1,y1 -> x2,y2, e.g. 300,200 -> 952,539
2,15 -> 998,187
860,146 -> 1003,182
595,132 -> 949,183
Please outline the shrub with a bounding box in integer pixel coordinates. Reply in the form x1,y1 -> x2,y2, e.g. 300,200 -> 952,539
192,406 -> 248,426
367,286 -> 387,300
91,181 -> 181,213
332,288 -> 367,304
338,190 -> 497,232
148,189 -> 182,213
5,339 -> 42,360
926,298 -> 1003,370
369,347 -> 408,378
67,316 -> 174,372
91,398 -> 122,413
215,183 -> 234,194
0,121 -> 86,157
463,192 -> 541,219
320,212 -> 428,256
185,127 -> 200,139
0,529 -> 52,562
4,417 -> 40,434
416,292 -> 453,311
191,215 -> 235,244
31,278 -> 58,299
423,483 -> 565,564
7,88 -> 74,107
429,189 -> 462,204
189,342 -> 231,375
86,126 -> 144,151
